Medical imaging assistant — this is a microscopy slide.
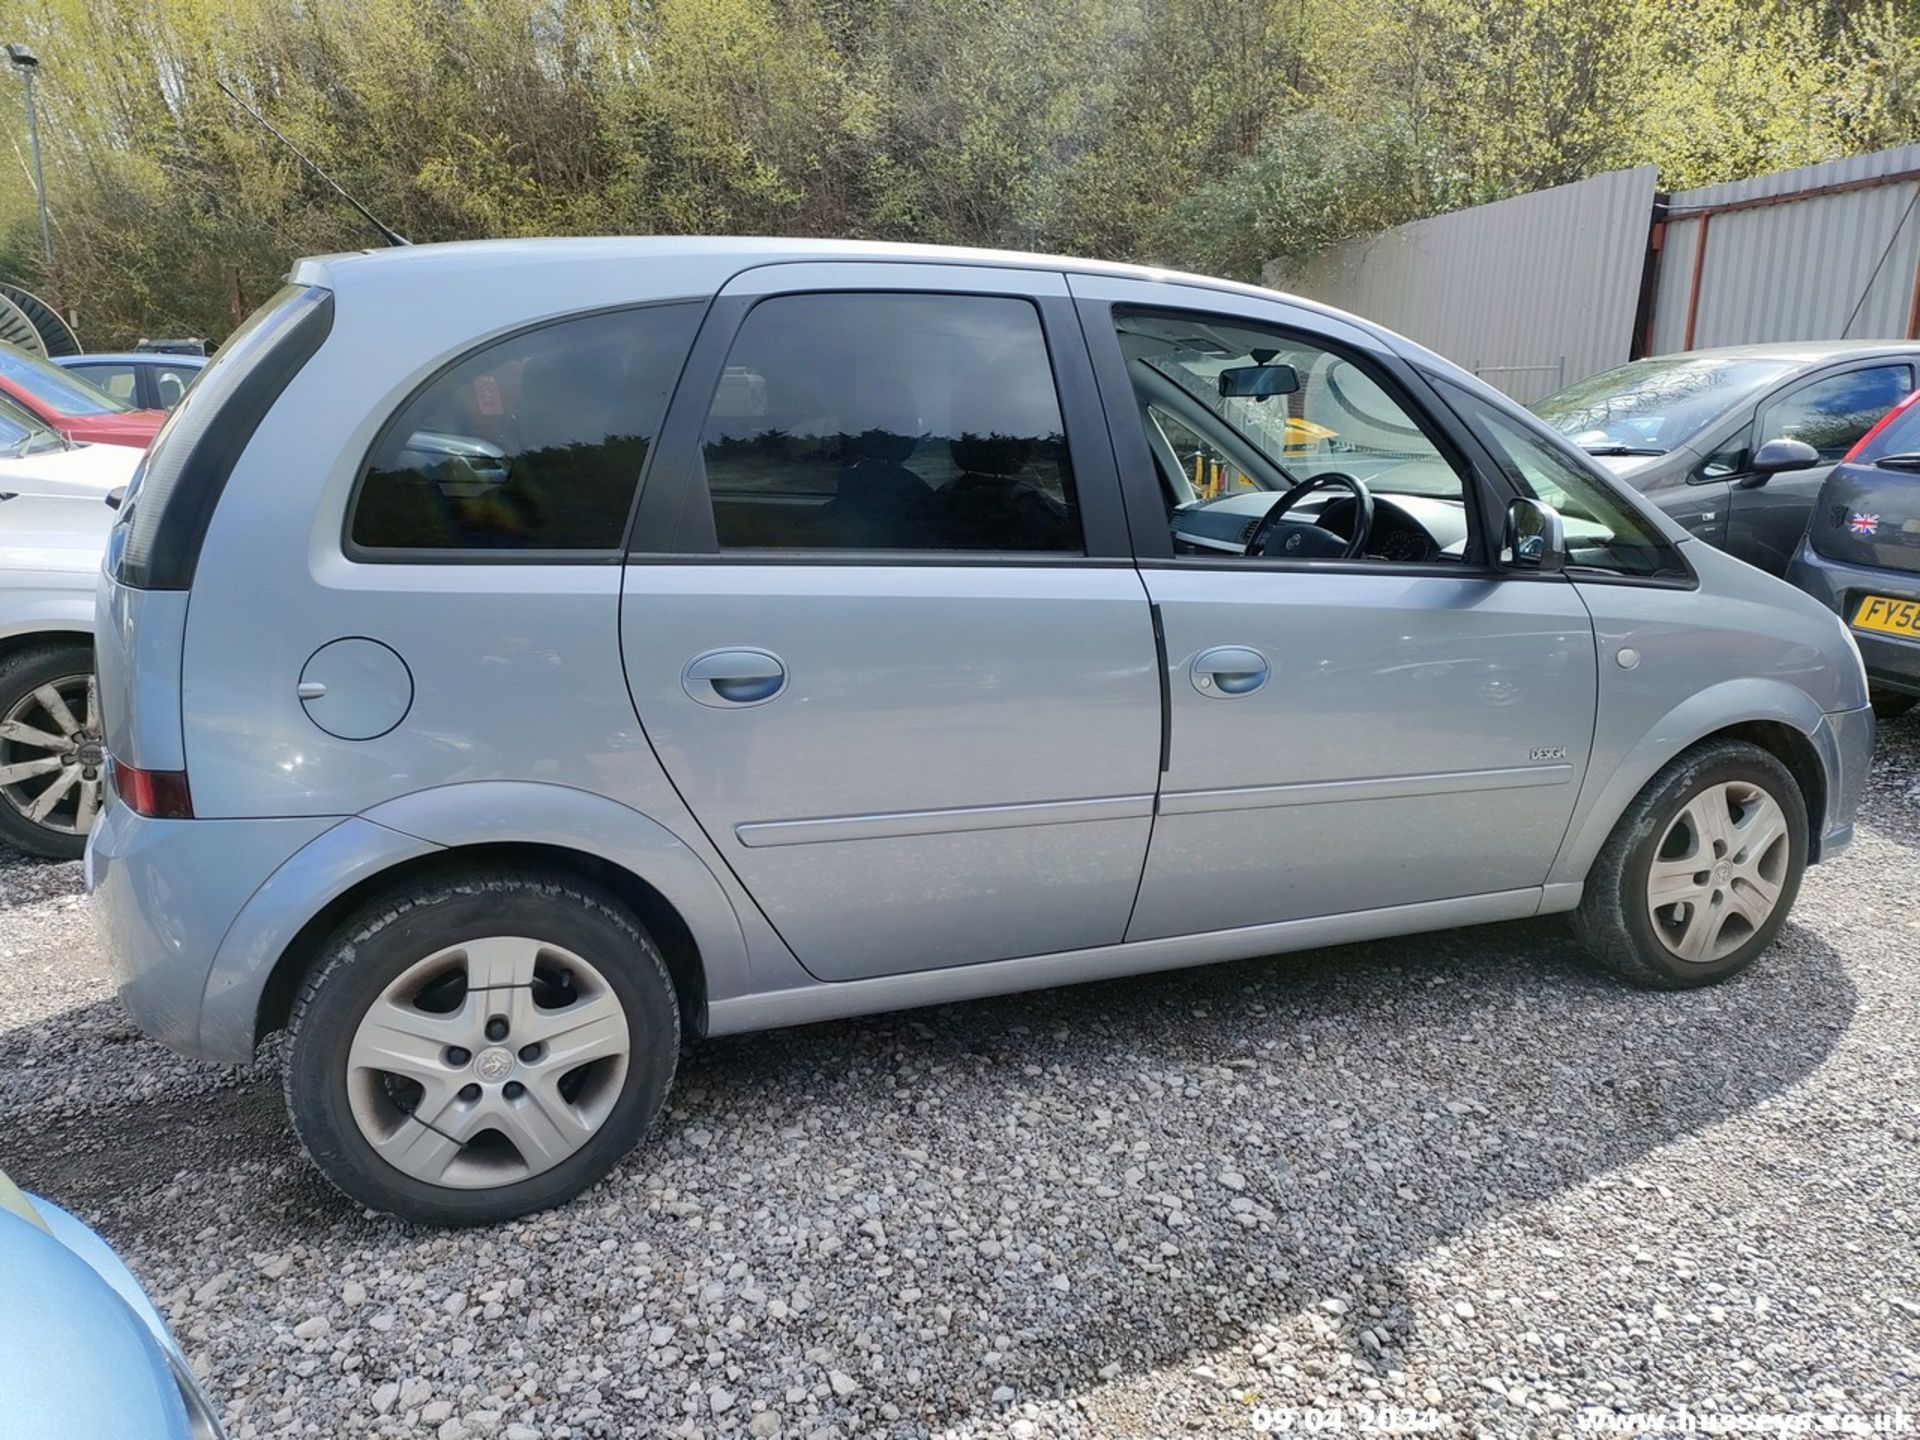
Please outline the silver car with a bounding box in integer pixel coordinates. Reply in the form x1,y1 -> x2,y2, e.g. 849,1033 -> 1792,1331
88,240 -> 1874,1226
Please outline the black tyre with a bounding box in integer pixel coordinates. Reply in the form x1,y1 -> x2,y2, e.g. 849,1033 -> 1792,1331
1573,740 -> 1807,990
1871,691 -> 1917,721
285,870 -> 680,1225
0,641 -> 103,860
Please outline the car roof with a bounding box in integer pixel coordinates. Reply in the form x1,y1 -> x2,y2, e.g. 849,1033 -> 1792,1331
54,352 -> 206,366
1644,340 -> 1920,366
289,234 -> 1377,330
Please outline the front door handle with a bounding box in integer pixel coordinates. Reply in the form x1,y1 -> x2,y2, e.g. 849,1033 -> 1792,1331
1191,645 -> 1269,697
683,648 -> 788,707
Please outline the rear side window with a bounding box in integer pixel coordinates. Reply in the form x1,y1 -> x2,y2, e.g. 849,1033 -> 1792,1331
1755,364 -> 1913,462
109,285 -> 334,590
697,292 -> 1082,553
351,302 -> 701,554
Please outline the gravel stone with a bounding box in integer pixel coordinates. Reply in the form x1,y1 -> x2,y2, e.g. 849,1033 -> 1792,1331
1,722 -> 1917,1436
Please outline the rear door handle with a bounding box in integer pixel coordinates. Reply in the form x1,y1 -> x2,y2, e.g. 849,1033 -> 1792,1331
683,648 -> 788,706
1191,645 -> 1269,697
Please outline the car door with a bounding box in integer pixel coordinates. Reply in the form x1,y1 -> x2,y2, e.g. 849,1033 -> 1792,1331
1725,360 -> 1914,574
1071,274 -> 1600,941
619,263 -> 1161,982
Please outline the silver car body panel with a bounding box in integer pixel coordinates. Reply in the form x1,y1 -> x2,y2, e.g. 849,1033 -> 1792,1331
82,237 -> 1878,1062
85,803 -> 338,1058
707,887 -> 1553,1034
621,562 -> 1160,980
0,493 -> 110,643
1133,556 -> 1597,940
95,574 -> 187,769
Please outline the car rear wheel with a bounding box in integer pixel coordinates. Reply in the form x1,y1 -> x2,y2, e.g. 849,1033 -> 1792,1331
285,871 -> 680,1225
1573,739 -> 1807,990
0,642 -> 103,860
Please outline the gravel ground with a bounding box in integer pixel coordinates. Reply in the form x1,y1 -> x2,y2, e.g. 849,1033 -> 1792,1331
2,723 -> 1917,1440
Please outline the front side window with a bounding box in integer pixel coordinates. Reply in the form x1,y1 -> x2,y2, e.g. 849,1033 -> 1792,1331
699,292 -> 1081,552
0,345 -> 130,415
1755,364 -> 1913,462
69,362 -> 139,405
351,303 -> 701,552
1449,384 -> 1684,579
1112,306 -> 1475,564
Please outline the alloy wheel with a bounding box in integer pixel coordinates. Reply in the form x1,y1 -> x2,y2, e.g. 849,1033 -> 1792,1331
1645,780 -> 1790,964
346,936 -> 631,1189
0,672 -> 104,841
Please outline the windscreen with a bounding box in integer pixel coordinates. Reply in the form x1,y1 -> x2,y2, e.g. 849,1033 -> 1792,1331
0,343 -> 131,415
1533,355 -> 1798,455
0,391 -> 62,456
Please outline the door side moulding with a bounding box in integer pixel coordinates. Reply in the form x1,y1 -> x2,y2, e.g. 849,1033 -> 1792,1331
735,793 -> 1156,847
706,887 -> 1544,1036
1159,762 -> 1575,817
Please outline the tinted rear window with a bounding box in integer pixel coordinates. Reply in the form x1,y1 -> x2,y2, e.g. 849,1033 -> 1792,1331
350,303 -> 701,554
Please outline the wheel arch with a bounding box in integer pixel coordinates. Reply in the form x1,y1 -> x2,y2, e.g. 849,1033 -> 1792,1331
1551,679 -> 1837,887
201,782 -> 751,1062
252,840 -> 712,1047
0,620 -> 90,664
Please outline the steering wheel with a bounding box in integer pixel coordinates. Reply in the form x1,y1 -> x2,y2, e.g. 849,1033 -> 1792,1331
1242,472 -> 1374,559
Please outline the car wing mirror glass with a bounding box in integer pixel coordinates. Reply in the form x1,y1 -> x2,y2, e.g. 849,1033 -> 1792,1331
1504,497 -> 1566,573
104,485 -> 127,511
1742,436 -> 1820,488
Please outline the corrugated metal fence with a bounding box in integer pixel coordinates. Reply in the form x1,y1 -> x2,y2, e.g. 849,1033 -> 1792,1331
1271,142 -> 1920,401
1273,167 -> 1657,403
1652,143 -> 1920,352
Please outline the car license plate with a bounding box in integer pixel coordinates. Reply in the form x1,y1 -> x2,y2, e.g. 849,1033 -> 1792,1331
1852,593 -> 1920,639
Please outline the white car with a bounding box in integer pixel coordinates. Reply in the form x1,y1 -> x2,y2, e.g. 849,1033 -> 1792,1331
0,491 -> 112,857
0,390 -> 142,501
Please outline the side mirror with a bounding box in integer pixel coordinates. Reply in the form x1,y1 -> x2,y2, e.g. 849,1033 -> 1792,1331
1741,436 -> 1820,488
1505,497 -> 1566,573
1218,363 -> 1300,401
104,485 -> 126,511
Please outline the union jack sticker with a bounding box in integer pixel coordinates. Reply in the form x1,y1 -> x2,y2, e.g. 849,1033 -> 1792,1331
1849,512 -> 1881,536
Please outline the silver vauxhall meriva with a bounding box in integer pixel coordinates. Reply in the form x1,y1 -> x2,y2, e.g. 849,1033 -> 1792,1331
88,239 -> 1874,1225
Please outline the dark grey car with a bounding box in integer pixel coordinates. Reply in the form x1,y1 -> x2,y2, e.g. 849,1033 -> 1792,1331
1787,391 -> 1920,720
1533,342 -> 1920,575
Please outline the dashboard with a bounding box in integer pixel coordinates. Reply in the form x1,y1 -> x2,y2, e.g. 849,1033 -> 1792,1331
1170,490 -> 1471,563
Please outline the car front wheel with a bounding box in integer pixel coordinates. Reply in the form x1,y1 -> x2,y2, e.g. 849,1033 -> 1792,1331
1573,739 -> 1808,990
0,642 -> 103,860
285,871 -> 680,1225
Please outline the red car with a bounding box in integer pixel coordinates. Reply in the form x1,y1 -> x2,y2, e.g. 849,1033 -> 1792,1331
0,342 -> 165,447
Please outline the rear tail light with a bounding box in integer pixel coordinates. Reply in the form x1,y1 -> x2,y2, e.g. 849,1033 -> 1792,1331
1844,389 -> 1920,463
107,758 -> 193,819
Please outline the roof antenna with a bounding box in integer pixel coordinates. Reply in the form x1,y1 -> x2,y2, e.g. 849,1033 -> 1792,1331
217,80 -> 410,247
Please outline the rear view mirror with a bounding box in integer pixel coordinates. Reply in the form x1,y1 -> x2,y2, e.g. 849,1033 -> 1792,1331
104,485 -> 126,511
1218,363 -> 1300,401
1505,497 -> 1566,573
1743,436 -> 1820,488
